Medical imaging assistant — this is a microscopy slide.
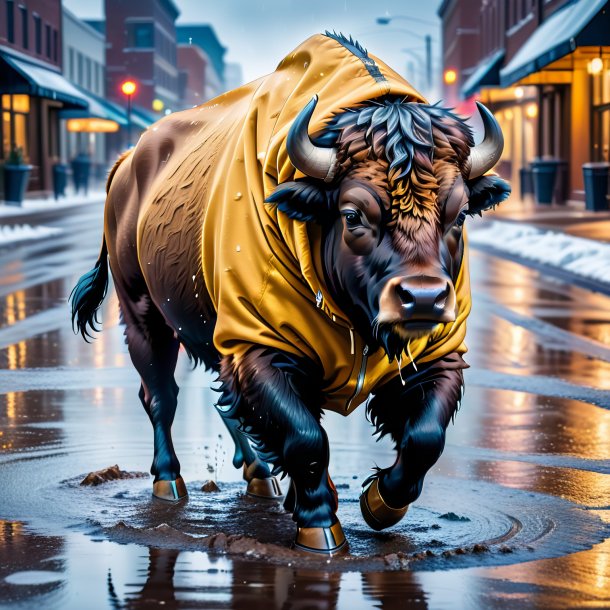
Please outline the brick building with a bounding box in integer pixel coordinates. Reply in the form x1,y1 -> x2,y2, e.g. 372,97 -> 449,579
177,44 -> 206,108
440,0 -> 610,204
176,25 -> 226,100
0,0 -> 87,196
101,0 -> 180,114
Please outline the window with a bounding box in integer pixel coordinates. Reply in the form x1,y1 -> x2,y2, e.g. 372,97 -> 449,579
1,94 -> 30,161
69,48 -> 74,80
33,14 -> 41,54
20,6 -> 27,49
127,22 -> 154,48
77,52 -> 83,85
85,57 -> 91,90
53,29 -> 58,62
7,1 -> 14,43
45,23 -> 51,57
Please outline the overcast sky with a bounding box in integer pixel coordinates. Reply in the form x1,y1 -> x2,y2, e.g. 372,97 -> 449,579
63,0 -> 443,89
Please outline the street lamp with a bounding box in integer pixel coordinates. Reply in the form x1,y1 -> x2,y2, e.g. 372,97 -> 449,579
120,79 -> 137,148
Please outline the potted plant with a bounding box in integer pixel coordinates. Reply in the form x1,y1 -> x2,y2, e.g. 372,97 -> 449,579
3,147 -> 33,206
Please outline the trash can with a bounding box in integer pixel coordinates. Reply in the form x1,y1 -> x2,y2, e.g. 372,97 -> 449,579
519,166 -> 534,198
71,154 -> 91,195
52,163 -> 68,200
582,162 -> 610,211
531,158 -> 562,205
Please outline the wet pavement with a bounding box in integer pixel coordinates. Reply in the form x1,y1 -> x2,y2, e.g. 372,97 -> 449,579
0,202 -> 609,609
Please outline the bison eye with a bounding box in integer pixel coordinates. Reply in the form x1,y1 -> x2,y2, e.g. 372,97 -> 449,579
341,209 -> 363,229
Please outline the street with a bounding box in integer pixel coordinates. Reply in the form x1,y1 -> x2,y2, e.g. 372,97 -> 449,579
0,201 -> 609,609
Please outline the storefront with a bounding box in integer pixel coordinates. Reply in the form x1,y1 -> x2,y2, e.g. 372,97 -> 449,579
498,0 -> 610,203
0,47 -> 87,196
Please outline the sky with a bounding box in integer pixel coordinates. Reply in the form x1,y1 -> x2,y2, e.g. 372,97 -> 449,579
63,0 -> 443,94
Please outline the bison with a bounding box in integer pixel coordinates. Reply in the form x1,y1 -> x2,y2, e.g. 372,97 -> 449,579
71,33 -> 510,555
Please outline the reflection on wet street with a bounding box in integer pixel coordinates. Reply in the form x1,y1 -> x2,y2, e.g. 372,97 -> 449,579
0,205 -> 609,609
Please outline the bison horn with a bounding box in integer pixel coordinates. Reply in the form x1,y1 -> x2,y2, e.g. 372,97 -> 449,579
467,102 -> 504,179
286,95 -> 339,183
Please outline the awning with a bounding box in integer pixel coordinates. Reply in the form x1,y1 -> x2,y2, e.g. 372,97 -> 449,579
500,0 -> 610,86
60,88 -> 128,125
461,50 -> 505,99
0,48 -> 87,109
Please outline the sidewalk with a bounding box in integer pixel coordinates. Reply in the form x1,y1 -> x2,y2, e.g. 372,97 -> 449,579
487,195 -> 610,243
0,189 -> 105,247
469,195 -> 610,294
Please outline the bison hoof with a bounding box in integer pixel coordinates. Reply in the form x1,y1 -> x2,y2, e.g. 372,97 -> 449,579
293,521 -> 348,556
152,477 -> 188,501
360,476 -> 408,531
246,476 -> 283,499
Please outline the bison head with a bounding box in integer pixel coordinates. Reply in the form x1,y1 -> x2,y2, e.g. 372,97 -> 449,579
266,96 -> 510,360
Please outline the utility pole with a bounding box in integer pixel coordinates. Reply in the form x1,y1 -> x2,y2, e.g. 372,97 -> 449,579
425,35 -> 432,93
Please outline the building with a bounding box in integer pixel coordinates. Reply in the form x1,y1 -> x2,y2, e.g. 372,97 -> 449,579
176,25 -> 226,100
60,8 -> 109,184
101,0 -> 181,115
438,0 -> 482,110
440,0 -> 610,204
0,0 -> 88,196
177,43 -> 206,108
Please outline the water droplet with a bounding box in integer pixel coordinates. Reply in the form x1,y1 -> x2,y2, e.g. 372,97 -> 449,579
236,245 -> 241,252
167,298 -> 170,301
178,327 -> 182,331
234,192 -> 242,201
192,275 -> 196,281
195,293 -> 199,298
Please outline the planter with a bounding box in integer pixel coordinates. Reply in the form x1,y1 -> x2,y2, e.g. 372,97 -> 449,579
3,164 -> 33,206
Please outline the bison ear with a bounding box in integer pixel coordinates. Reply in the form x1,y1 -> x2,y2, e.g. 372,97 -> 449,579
466,174 -> 511,216
265,181 -> 329,223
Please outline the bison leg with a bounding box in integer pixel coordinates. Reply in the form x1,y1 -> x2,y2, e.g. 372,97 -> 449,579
115,284 -> 185,501
224,347 -> 346,555
360,353 -> 466,530
216,410 -> 282,499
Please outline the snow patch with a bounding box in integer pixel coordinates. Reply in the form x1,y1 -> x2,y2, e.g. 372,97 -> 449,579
0,223 -> 62,245
469,220 -> 610,284
0,189 -> 105,218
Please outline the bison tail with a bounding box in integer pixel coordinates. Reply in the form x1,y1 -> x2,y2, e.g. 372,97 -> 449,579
70,236 -> 109,342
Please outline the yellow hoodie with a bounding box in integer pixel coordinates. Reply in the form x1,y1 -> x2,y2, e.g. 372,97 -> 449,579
198,33 -> 471,415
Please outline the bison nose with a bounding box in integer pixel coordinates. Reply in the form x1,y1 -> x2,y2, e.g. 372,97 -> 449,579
395,276 -> 454,320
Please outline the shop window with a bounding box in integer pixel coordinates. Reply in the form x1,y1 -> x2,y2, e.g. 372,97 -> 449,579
7,1 -> 14,43
20,6 -> 28,49
127,22 -> 154,48
34,14 -> 41,54
1,95 -> 30,161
